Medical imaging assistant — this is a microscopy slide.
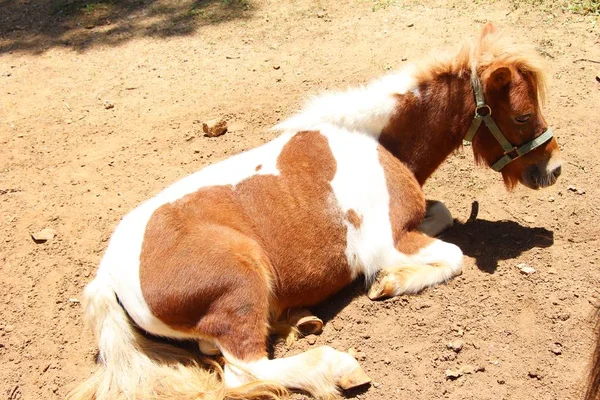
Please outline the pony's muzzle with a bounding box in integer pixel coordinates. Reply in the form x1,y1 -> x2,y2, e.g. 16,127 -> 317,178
522,162 -> 562,189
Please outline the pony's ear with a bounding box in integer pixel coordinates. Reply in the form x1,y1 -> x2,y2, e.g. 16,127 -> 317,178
481,22 -> 497,37
485,66 -> 512,91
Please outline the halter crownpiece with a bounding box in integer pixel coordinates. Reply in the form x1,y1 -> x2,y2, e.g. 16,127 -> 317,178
463,71 -> 554,172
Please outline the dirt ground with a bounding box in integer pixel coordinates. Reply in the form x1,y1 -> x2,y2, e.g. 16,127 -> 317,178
1,0 -> 600,399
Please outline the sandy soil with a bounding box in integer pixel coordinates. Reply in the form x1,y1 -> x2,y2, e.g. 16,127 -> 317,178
1,0 -> 599,399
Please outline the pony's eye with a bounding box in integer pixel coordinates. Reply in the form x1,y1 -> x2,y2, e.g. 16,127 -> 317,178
515,113 -> 531,123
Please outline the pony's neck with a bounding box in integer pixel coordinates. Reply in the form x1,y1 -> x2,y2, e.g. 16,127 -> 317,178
379,72 -> 474,185
274,66 -> 475,185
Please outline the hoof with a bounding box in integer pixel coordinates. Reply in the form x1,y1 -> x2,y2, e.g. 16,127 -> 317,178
339,367 -> 371,390
367,276 -> 395,300
199,340 -> 220,356
287,308 -> 323,335
297,315 -> 323,335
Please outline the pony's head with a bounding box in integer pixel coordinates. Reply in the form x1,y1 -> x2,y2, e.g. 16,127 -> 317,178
469,23 -> 562,190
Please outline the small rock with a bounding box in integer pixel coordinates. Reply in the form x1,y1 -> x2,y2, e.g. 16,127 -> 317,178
407,23 -> 414,27
497,379 -> 506,384
31,228 -> 56,243
306,335 -> 317,345
557,313 -> 570,321
272,65 -> 280,70
104,101 -> 114,110
68,298 -> 80,304
551,343 -> 562,355
447,340 -> 464,353
5,325 -> 15,333
516,263 -> 536,275
202,119 -> 228,138
528,370 -> 543,380
316,11 -> 326,18
523,216 -> 535,224
548,196 -> 555,202
331,320 -> 344,331
445,369 -> 462,380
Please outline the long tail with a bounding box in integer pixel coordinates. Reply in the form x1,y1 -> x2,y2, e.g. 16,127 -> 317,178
67,275 -> 286,400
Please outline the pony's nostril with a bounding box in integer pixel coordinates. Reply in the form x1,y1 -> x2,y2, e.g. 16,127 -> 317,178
552,165 -> 562,179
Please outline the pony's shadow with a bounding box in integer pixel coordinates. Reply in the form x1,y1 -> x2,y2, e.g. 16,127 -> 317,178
439,218 -> 554,273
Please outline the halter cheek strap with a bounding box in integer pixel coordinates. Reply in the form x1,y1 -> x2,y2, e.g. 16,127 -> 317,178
463,72 -> 554,172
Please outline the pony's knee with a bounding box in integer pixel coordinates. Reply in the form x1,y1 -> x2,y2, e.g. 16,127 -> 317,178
419,200 -> 454,237
414,239 -> 463,272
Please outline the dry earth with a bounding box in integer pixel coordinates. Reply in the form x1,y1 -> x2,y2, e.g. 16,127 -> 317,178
1,0 -> 600,399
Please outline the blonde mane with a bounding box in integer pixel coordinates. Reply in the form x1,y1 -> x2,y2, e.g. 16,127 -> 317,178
275,26 -> 548,137
414,29 -> 548,105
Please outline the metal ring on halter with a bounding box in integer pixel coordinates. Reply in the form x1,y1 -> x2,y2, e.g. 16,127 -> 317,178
504,147 -> 520,160
475,105 -> 492,117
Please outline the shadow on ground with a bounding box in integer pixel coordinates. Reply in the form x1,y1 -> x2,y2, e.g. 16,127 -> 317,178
441,217 -> 554,273
0,0 -> 254,54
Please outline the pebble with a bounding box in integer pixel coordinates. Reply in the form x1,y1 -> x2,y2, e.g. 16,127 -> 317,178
202,119 -> 228,137
551,343 -> 563,355
557,313 -> 570,321
523,216 -> 535,224
447,340 -> 464,353
528,369 -> 543,380
5,325 -> 15,333
567,185 -> 586,195
104,101 -> 114,110
516,263 -> 536,275
306,335 -> 317,345
445,369 -> 461,380
31,228 -> 56,243
331,320 -> 344,331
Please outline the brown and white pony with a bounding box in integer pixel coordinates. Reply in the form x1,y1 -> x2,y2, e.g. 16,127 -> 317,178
68,23 -> 561,400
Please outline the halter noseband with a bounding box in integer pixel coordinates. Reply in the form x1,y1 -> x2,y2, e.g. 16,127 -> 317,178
463,72 -> 553,172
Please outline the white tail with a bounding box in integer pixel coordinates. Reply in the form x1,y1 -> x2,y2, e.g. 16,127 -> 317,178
67,275 -> 285,400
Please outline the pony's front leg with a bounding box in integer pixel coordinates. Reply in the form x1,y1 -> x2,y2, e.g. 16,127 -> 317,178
418,200 -> 454,237
368,231 -> 463,300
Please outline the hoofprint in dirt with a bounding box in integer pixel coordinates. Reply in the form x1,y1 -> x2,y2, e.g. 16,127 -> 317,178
0,1 -> 598,399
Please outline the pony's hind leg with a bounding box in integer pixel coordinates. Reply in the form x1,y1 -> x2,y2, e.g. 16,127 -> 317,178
368,231 -> 463,300
222,345 -> 370,399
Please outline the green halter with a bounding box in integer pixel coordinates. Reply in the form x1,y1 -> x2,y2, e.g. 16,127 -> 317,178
463,72 -> 553,172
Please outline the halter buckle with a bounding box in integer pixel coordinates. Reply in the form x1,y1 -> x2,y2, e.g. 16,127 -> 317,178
504,147 -> 520,161
475,105 -> 492,118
